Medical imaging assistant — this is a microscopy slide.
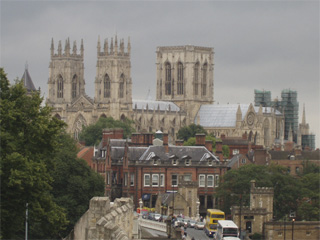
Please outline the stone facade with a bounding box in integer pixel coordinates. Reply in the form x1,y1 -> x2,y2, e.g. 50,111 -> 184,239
231,180 -> 274,236
65,197 -> 134,240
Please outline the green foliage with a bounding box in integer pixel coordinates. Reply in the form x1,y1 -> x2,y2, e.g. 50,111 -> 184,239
183,137 -> 196,146
51,133 -> 105,236
0,68 -> 68,239
176,123 -> 207,141
79,116 -> 135,146
251,233 -> 263,240
222,145 -> 230,158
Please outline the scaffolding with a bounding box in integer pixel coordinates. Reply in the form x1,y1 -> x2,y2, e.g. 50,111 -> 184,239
280,89 -> 299,142
254,89 -> 272,107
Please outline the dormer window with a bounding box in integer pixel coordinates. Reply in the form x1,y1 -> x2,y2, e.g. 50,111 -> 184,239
153,159 -> 158,165
170,155 -> 178,165
172,159 -> 177,165
185,159 -> 190,165
182,155 -> 191,166
101,150 -> 105,158
208,159 -> 212,166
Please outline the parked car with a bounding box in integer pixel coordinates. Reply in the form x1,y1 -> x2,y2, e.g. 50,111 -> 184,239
148,213 -> 155,220
187,220 -> 197,228
174,217 -> 183,227
154,213 -> 161,221
194,221 -> 205,230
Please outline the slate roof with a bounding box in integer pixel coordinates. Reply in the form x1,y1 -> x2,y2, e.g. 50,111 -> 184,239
132,99 -> 180,112
269,150 -> 320,160
139,145 -> 219,162
196,104 -> 282,128
21,68 -> 36,92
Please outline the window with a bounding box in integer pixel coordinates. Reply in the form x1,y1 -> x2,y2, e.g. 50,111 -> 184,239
107,172 -> 110,185
152,174 -> 159,187
172,158 -> 177,165
184,174 -> 191,182
57,75 -> 63,98
199,174 -> 205,187
72,75 -> 78,98
215,175 -> 219,187
160,174 -> 165,187
207,175 -> 214,187
194,62 -> 199,95
201,63 -> 207,96
124,173 -> 128,186
185,158 -> 190,166
177,62 -> 184,95
130,173 -> 134,186
165,62 -> 171,95
172,174 -> 178,187
144,174 -> 150,186
104,74 -> 111,98
296,167 -> 300,174
233,149 -> 239,155
119,74 -> 124,98
241,158 -> 246,164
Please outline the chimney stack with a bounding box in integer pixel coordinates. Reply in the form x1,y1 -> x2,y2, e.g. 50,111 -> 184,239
195,133 -> 206,146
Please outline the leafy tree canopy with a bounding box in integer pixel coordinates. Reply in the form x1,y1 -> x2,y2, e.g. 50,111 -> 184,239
79,116 -> 135,146
0,68 -> 67,239
216,164 -> 319,221
177,123 -> 207,141
0,68 -> 105,239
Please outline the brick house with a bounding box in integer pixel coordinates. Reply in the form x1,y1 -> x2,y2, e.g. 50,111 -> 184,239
89,128 -> 229,217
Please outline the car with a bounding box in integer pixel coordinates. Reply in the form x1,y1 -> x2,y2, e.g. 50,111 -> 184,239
187,220 -> 197,228
174,217 -> 183,227
194,221 -> 205,230
154,213 -> 161,221
148,213 -> 155,220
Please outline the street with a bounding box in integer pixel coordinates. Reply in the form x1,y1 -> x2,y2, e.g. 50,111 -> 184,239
185,227 -> 212,240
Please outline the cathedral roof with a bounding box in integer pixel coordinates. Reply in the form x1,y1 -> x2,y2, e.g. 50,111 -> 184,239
133,99 -> 180,112
21,66 -> 36,92
196,104 -> 282,128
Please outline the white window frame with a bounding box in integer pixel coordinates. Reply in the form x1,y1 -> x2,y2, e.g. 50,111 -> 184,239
144,174 -> 150,186
160,174 -> 165,187
207,175 -> 214,187
130,173 -> 134,186
199,174 -> 205,187
152,174 -> 159,187
172,174 -> 178,187
184,174 -> 192,182
215,175 -> 219,187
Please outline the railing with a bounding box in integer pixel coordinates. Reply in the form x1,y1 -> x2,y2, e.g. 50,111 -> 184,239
139,218 -> 167,232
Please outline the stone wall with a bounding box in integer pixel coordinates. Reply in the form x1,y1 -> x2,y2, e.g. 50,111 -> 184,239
65,197 -> 133,240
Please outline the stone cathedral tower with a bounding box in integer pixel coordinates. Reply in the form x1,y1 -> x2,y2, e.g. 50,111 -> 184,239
95,36 -> 132,119
156,45 -> 214,121
47,38 -> 85,106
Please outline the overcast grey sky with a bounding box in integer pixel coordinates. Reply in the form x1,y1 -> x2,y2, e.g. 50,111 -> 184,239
1,0 -> 319,148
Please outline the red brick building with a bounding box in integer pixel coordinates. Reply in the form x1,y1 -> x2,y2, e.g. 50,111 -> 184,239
88,129 -> 229,215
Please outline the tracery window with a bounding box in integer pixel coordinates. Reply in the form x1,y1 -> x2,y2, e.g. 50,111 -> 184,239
119,74 -> 124,98
104,74 -> 111,98
194,62 -> 199,95
165,62 -> 171,95
57,75 -> 64,98
72,75 -> 78,99
202,63 -> 207,96
177,62 -> 184,95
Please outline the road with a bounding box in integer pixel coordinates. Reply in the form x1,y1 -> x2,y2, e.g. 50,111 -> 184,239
185,227 -> 212,240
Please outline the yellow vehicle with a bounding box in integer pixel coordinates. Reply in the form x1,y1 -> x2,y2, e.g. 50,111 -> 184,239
204,209 -> 225,237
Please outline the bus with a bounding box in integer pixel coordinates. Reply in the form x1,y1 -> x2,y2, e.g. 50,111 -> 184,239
215,220 -> 239,240
204,209 -> 225,237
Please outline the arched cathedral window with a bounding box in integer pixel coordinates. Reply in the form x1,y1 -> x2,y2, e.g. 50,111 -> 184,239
177,62 -> 184,95
119,74 -> 125,98
72,75 -> 78,99
201,63 -> 207,96
57,75 -> 64,98
104,74 -> 111,98
165,62 -> 171,95
194,62 -> 199,95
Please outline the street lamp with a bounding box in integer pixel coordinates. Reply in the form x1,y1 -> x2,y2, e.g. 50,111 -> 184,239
292,219 -> 295,240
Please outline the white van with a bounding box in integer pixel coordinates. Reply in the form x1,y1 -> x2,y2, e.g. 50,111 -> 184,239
214,220 -> 239,240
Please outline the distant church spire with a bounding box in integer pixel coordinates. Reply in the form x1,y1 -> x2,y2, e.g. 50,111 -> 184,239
51,38 -> 54,57
80,39 -> 84,57
97,36 -> 101,55
302,103 -> 306,125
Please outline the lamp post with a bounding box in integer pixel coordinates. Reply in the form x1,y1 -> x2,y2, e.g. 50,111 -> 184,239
292,219 -> 295,240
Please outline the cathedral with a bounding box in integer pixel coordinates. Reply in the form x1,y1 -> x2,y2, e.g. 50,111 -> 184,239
46,35 -> 285,147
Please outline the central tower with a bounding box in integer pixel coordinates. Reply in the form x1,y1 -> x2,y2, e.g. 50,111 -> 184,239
156,45 -> 214,121
95,35 -> 132,119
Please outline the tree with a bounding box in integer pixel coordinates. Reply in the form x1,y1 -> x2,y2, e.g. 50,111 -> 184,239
222,145 -> 230,158
0,68 -> 68,239
51,133 -> 105,236
216,164 -> 302,219
176,123 -> 207,141
79,116 -> 135,146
